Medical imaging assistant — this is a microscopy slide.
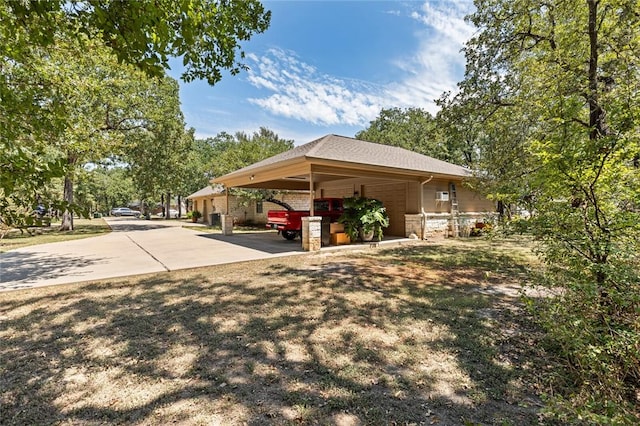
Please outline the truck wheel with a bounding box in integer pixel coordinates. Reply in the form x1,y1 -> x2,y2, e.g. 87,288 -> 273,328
282,230 -> 297,240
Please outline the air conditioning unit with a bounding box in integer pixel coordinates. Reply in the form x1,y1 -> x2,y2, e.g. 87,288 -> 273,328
435,191 -> 450,202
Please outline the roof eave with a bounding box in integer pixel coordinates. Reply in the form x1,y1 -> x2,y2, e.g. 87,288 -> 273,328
211,157 -> 310,187
309,157 -> 470,181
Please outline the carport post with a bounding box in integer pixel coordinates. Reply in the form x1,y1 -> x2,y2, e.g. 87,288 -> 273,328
309,172 -> 315,216
302,216 -> 322,251
221,214 -> 233,235
222,185 -> 233,235
225,186 -> 229,215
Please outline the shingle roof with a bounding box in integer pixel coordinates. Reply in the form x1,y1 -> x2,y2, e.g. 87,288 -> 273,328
186,185 -> 223,199
227,134 -> 470,177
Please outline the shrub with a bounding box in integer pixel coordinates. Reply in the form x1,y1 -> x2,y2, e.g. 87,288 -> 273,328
531,253 -> 640,424
186,210 -> 202,220
338,197 -> 389,242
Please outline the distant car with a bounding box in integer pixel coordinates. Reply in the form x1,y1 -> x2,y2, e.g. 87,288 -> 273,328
110,207 -> 141,217
159,208 -> 179,218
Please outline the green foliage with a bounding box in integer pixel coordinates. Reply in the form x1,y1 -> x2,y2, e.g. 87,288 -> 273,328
187,210 -> 202,220
5,0 -> 271,84
209,127 -> 294,178
441,0 -> 640,421
1,6 -> 69,228
0,25 -> 189,229
338,197 -> 389,242
356,107 -> 469,166
1,0 -> 270,230
176,136 -> 219,198
207,127 -> 294,204
76,166 -> 136,214
125,77 -> 192,210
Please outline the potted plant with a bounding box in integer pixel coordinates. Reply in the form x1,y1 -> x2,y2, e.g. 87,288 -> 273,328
187,210 -> 202,223
338,197 -> 389,242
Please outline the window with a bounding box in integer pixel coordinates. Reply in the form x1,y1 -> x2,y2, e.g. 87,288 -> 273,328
256,201 -> 263,214
314,200 -> 329,211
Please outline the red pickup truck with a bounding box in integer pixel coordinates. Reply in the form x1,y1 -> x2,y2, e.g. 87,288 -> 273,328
267,198 -> 344,240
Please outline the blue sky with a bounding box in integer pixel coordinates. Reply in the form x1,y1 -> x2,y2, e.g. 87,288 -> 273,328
168,0 -> 476,145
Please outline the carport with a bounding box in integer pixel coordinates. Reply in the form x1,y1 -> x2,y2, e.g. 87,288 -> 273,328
211,135 -> 484,247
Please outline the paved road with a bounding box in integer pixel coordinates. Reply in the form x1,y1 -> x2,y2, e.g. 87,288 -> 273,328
0,217 -> 305,292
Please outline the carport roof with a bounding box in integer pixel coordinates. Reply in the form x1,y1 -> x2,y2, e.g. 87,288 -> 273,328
212,134 -> 471,189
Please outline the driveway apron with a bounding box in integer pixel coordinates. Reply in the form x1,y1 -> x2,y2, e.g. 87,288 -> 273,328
0,218 -> 304,292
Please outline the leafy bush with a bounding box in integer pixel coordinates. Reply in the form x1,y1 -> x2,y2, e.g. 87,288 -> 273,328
186,210 -> 202,220
338,197 -> 389,242
530,245 -> 640,424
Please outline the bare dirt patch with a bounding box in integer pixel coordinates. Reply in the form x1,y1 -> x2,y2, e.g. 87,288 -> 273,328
0,238 -> 550,425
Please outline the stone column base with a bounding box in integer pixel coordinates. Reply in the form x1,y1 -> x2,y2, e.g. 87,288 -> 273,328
221,214 -> 234,235
302,216 -> 322,251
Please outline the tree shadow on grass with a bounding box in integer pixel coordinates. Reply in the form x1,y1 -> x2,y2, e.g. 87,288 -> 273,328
0,243 -> 547,425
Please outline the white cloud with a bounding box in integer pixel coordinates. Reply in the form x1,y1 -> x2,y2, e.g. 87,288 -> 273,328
247,49 -> 387,126
388,1 -> 476,113
410,1 -> 475,46
246,1 -> 475,126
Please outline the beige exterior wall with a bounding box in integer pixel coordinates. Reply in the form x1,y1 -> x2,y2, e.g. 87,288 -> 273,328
421,179 -> 495,214
318,177 -> 494,214
318,176 -> 495,237
457,186 -> 495,212
268,192 -> 310,211
422,179 -> 453,214
317,177 -> 394,198
191,199 -> 203,222
406,181 -> 421,213
195,178 -> 494,234
317,178 -> 360,198
190,191 -> 310,225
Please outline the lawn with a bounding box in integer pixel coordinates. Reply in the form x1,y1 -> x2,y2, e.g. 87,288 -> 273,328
0,238 -> 553,425
0,218 -> 111,253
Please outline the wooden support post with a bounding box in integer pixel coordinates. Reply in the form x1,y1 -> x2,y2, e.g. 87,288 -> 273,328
309,172 -> 315,216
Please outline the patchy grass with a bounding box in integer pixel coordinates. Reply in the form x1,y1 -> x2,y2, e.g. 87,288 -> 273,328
0,218 -> 111,252
0,238 -> 552,425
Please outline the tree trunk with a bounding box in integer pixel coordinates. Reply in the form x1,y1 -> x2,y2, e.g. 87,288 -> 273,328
59,154 -> 78,231
60,175 -> 74,231
177,195 -> 182,217
587,1 -> 614,309
165,192 -> 171,220
587,0 -> 603,139
497,200 -> 503,220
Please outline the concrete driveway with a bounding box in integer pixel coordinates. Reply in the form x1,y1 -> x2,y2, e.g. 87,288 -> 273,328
0,217 -> 305,292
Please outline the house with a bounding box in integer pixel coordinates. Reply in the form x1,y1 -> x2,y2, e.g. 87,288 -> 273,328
211,134 -> 495,238
186,185 -> 308,226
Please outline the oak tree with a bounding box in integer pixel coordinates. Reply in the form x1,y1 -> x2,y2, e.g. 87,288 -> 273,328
443,0 -> 640,420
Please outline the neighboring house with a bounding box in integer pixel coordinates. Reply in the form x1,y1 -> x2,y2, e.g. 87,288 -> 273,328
186,185 -> 308,226
211,134 -> 495,238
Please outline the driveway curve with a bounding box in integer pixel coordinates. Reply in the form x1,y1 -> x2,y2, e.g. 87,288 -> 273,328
0,217 -> 304,292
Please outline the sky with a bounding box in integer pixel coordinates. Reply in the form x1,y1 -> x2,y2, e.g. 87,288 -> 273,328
167,0 -> 476,145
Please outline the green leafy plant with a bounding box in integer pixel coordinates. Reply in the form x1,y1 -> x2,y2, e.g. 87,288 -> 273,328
338,197 -> 389,242
187,210 -> 202,222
